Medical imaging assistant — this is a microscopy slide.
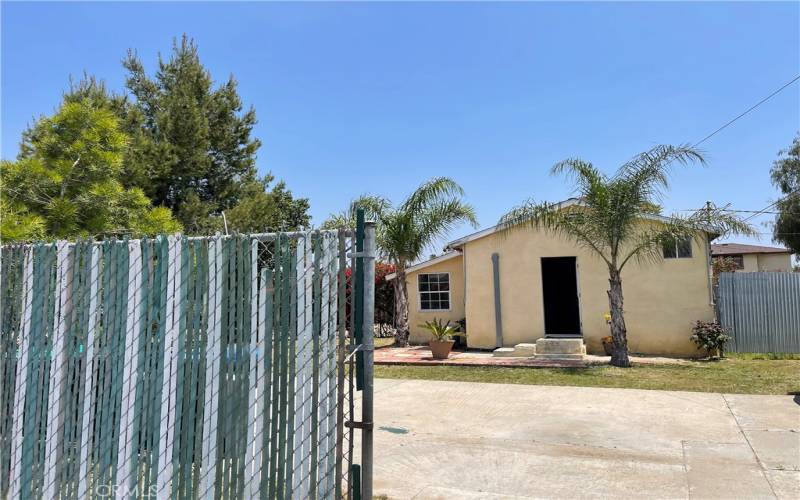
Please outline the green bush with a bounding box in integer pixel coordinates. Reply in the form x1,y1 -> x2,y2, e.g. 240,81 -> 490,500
690,321 -> 731,358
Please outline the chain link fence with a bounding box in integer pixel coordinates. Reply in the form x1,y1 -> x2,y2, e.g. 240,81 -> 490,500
0,228 -> 372,499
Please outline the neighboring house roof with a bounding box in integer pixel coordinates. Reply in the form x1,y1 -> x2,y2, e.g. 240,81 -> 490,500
446,197 -> 719,250
710,243 -> 792,256
385,251 -> 460,280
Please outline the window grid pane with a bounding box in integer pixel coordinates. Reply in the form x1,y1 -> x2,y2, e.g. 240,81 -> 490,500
677,238 -> 692,258
418,273 -> 451,310
663,241 -> 677,259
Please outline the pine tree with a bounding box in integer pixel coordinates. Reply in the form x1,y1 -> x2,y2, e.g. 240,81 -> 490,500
120,35 -> 309,232
3,98 -> 181,241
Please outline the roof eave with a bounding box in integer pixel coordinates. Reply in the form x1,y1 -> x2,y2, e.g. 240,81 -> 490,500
445,198 -> 719,249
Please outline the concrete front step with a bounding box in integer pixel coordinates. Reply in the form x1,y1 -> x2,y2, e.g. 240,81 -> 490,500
534,353 -> 586,360
513,343 -> 537,356
492,338 -> 586,359
536,338 -> 585,355
492,347 -> 517,357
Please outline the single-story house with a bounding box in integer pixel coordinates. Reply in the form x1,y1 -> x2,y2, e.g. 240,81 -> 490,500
390,198 -> 718,357
710,243 -> 793,272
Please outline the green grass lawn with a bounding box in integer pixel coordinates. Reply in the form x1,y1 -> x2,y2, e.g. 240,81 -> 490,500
373,354 -> 800,395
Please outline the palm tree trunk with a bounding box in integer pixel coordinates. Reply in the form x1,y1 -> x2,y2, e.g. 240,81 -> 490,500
393,265 -> 410,346
607,267 -> 631,368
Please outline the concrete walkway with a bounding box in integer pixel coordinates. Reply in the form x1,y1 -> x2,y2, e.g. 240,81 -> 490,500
374,346 -> 692,367
365,379 -> 799,499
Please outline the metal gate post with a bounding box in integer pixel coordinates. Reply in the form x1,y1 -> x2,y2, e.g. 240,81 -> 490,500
361,219 -> 376,499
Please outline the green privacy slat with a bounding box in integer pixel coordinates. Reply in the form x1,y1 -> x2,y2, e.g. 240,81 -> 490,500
97,241 -> 118,488
188,239 -> 209,500
1,230 -> 349,500
233,237 -> 248,498
214,236 -> 231,500
58,241 -> 88,497
102,240 -> 128,489
0,247 -> 26,499
109,240 -> 130,484
220,237 -> 233,500
285,236 -> 298,500
7,246 -> 33,500
267,239 -> 279,499
171,238 -> 189,500
144,236 -> 168,491
21,244 -> 55,499
259,266 -> 274,499
129,238 -> 151,493
174,239 -> 196,500
267,249 -> 281,499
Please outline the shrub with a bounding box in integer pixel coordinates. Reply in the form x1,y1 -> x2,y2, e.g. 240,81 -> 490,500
690,321 -> 731,358
344,261 -> 395,333
712,257 -> 739,284
418,318 -> 463,342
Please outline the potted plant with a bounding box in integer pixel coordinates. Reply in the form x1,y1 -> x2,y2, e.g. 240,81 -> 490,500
601,336 -> 614,356
419,318 -> 463,359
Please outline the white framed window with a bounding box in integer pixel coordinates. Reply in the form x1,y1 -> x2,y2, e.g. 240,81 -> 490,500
418,273 -> 450,311
663,237 -> 693,259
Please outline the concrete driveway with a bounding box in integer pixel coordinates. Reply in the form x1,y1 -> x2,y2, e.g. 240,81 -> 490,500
365,379 -> 799,499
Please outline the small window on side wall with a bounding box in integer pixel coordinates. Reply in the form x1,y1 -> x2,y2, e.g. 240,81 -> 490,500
663,237 -> 693,259
418,273 -> 450,311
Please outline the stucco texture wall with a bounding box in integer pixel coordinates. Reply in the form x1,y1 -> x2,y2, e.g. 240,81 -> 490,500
404,254 -> 466,345
461,226 -> 715,357
756,253 -> 793,272
741,254 -> 760,272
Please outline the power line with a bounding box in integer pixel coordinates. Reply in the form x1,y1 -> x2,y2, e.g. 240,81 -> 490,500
742,188 -> 800,223
677,75 -> 800,225
691,74 -> 800,148
695,74 -> 800,222
679,208 -> 800,215
680,209 -> 781,214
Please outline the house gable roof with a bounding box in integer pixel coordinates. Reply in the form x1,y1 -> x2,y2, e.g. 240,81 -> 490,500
385,251 -> 461,281
710,243 -> 792,256
445,198 -> 718,250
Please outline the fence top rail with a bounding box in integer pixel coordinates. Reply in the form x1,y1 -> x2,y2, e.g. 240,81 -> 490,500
719,271 -> 800,281
0,228 -> 354,250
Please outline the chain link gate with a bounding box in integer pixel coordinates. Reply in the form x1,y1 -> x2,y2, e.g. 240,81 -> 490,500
0,225 -> 374,499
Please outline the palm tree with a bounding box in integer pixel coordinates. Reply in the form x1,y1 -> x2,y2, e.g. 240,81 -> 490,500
324,177 -> 478,346
499,145 -> 754,368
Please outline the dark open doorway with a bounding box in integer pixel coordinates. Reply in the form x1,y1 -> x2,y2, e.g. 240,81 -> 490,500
541,257 -> 581,336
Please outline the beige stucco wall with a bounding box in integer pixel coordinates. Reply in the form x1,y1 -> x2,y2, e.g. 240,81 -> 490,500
404,254 -> 466,345
756,253 -> 793,272
461,226 -> 715,357
741,254 -> 759,272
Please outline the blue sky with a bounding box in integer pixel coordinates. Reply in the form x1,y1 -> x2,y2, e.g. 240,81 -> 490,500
2,1 -> 799,250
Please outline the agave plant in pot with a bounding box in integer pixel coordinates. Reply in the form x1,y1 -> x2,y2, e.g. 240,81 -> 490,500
419,318 -> 463,359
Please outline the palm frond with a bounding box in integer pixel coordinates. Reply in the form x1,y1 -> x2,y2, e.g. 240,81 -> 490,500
417,198 -> 478,253
401,177 -> 464,213
320,194 -> 390,229
617,209 -> 756,270
616,144 -> 705,197
551,159 -> 606,194
499,199 -> 613,265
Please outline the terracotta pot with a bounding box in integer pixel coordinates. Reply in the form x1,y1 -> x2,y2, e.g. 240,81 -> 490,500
429,339 -> 455,360
602,339 -> 614,356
